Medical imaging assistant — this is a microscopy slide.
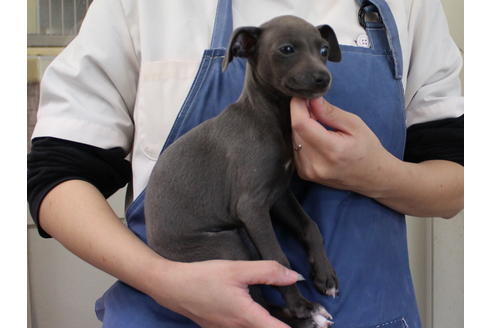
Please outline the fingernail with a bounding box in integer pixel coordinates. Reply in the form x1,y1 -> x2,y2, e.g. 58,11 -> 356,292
297,273 -> 306,281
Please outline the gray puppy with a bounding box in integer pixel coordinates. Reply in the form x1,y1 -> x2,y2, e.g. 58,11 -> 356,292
145,15 -> 341,328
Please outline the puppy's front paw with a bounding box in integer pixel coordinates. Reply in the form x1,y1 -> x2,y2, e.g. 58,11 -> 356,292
312,264 -> 339,298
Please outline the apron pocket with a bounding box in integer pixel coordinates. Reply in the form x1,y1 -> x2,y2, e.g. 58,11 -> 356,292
359,317 -> 409,328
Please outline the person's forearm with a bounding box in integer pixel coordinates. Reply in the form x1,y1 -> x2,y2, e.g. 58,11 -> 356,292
38,179 -> 171,296
362,158 -> 464,219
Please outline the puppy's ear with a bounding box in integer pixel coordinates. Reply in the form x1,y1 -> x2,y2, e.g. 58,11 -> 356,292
222,27 -> 261,72
317,25 -> 341,62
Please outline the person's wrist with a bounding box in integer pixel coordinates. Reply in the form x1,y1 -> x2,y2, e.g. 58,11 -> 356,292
356,150 -> 407,200
140,254 -> 181,301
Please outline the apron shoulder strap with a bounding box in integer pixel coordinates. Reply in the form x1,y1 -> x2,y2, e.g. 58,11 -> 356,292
210,0 -> 233,49
357,0 -> 403,79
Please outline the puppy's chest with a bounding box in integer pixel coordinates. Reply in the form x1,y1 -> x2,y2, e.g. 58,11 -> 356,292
247,136 -> 294,179
223,115 -> 294,189
241,150 -> 294,191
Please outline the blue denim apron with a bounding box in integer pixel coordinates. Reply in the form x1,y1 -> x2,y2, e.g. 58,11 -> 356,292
96,0 -> 420,327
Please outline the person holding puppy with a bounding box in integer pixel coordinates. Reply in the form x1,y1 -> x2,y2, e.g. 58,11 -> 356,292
28,0 -> 463,327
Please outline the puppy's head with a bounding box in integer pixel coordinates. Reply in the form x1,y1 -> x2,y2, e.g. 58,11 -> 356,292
222,15 -> 341,99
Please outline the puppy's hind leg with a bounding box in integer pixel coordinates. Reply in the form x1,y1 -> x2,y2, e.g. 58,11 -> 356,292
237,202 -> 333,328
150,227 -> 256,263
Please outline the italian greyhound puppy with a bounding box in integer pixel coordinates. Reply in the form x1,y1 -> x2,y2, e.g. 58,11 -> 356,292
145,15 -> 341,328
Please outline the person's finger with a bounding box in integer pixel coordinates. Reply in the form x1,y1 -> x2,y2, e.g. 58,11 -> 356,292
234,260 -> 301,286
291,97 -> 341,148
290,97 -> 313,122
308,97 -> 361,133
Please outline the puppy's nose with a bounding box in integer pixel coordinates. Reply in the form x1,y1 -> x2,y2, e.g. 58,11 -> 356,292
313,71 -> 331,88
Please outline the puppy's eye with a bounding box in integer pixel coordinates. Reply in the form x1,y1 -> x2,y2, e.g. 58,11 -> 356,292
279,45 -> 295,55
320,46 -> 329,57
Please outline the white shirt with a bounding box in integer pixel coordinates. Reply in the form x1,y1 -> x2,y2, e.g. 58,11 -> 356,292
33,0 -> 464,200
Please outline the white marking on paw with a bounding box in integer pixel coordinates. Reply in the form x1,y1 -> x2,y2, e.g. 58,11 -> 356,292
312,314 -> 328,328
325,287 -> 337,298
312,304 -> 334,327
312,314 -> 333,328
317,306 -> 333,320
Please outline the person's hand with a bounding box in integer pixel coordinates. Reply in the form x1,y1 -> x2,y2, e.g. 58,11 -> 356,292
290,97 -> 396,197
148,259 -> 300,328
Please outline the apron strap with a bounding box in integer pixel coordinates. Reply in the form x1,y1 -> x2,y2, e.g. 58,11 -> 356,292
210,0 -> 233,49
357,0 -> 403,79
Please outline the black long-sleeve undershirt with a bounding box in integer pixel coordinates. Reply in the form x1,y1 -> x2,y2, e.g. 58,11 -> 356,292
27,137 -> 131,237
404,115 -> 463,165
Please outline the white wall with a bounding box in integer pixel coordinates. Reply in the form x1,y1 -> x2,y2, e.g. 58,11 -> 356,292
427,1 -> 464,327
432,212 -> 464,327
407,210 -> 464,328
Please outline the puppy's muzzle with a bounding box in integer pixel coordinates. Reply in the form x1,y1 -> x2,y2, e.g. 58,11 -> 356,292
286,70 -> 332,98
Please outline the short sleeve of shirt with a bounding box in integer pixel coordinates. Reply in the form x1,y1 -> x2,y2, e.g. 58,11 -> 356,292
32,0 -> 139,153
403,0 -> 463,128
